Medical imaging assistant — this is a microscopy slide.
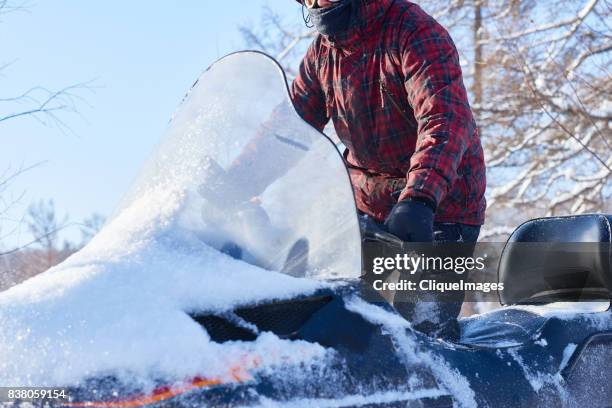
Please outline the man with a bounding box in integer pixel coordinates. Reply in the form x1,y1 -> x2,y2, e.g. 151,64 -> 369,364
291,0 -> 487,336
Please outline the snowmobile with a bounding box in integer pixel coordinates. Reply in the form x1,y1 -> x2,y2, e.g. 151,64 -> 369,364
7,52 -> 611,408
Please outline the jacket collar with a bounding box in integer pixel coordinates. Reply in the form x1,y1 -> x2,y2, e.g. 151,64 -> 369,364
320,0 -> 395,51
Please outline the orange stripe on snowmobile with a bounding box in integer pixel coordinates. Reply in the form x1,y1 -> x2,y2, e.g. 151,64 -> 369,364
64,357 -> 261,408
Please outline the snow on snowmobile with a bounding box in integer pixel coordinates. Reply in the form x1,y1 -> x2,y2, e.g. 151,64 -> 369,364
2,52 -> 611,408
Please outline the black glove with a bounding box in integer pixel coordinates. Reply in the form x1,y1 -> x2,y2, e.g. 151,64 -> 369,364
384,198 -> 435,242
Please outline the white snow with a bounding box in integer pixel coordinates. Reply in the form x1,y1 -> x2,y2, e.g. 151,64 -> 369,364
559,343 -> 577,372
0,52 -> 360,390
0,186 -> 329,388
506,348 -> 568,399
507,348 -> 547,392
345,298 -> 477,408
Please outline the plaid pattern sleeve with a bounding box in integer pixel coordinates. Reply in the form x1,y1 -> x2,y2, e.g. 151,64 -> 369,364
397,21 -> 476,208
291,42 -> 330,132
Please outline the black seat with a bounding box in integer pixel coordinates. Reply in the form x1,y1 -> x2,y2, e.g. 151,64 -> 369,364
498,214 -> 612,305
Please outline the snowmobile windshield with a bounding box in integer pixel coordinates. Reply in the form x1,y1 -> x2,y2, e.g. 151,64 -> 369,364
112,51 -> 362,279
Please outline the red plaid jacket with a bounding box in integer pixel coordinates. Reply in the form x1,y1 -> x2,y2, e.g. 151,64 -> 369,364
291,0 -> 486,225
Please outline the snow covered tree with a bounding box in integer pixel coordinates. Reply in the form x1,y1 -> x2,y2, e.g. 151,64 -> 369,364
475,0 -> 611,219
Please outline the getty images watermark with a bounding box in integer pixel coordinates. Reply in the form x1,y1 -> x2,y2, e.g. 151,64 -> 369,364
360,242 -> 507,302
362,241 -> 612,304
370,252 -> 504,294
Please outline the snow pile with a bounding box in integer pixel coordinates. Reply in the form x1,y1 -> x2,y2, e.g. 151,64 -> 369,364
0,185 -> 329,387
0,52 -> 360,389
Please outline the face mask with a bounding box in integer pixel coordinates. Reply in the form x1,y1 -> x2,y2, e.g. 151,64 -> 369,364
308,0 -> 354,37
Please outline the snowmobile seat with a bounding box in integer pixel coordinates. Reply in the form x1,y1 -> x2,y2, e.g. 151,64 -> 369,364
458,302 -> 611,348
498,214 -> 612,305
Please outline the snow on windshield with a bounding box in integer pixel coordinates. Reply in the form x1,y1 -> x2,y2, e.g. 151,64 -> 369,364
0,52 -> 360,388
115,51 -> 361,279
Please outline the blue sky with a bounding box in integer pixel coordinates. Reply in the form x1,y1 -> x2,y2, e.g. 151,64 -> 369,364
0,0 -> 302,247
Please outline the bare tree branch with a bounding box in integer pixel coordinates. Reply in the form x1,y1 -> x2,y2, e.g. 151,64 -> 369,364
0,81 -> 96,135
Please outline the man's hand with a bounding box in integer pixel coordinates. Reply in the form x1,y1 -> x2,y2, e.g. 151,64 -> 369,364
384,198 -> 435,242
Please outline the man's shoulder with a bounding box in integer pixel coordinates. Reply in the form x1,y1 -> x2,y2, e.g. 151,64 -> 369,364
385,0 -> 450,34
384,1 -> 452,43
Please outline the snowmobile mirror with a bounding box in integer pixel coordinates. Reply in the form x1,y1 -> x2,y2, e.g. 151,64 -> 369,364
498,214 -> 612,305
